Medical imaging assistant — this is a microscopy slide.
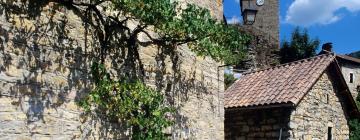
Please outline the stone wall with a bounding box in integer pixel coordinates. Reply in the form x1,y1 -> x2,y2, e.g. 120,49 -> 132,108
225,107 -> 292,140
0,0 -> 224,139
185,0 -> 223,21
236,0 -> 280,71
225,70 -> 350,140
235,26 -> 279,71
289,70 -> 350,139
339,60 -> 360,99
241,0 -> 279,46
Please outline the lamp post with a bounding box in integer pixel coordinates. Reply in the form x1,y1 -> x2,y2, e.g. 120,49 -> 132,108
240,0 -> 258,25
242,8 -> 258,25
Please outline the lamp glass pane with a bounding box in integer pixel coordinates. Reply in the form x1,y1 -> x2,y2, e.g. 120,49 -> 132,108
247,13 -> 255,23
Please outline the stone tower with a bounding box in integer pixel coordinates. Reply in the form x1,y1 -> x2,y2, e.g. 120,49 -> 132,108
237,0 -> 280,70
241,0 -> 280,46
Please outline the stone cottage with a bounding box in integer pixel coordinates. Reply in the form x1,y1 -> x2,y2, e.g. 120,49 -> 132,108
320,43 -> 360,99
337,54 -> 360,98
225,53 -> 359,139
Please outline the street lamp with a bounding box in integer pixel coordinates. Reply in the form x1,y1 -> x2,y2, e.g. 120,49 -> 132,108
242,8 -> 258,25
240,0 -> 258,25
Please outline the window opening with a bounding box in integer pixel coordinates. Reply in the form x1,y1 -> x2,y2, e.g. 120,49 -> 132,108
328,127 -> 332,140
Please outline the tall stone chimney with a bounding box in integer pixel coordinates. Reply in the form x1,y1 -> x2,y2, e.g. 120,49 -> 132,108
319,42 -> 333,55
322,42 -> 333,52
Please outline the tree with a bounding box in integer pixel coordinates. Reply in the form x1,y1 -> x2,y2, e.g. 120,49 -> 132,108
224,73 -> 237,89
350,91 -> 360,140
1,0 -> 250,139
349,51 -> 360,59
280,27 -> 320,64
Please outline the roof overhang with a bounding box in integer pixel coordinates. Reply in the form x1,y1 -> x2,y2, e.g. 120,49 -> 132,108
224,54 -> 360,118
225,103 -> 294,111
336,55 -> 360,64
332,58 -> 360,118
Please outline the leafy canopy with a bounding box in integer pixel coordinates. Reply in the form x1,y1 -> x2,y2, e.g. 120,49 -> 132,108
280,27 -> 320,64
5,0 -> 251,139
349,51 -> 360,59
76,0 -> 249,139
79,62 -> 174,139
350,119 -> 360,140
112,0 -> 250,64
224,73 -> 237,89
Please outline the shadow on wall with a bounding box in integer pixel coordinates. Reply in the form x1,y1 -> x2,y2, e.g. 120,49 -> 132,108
234,26 -> 279,70
0,1 -> 215,139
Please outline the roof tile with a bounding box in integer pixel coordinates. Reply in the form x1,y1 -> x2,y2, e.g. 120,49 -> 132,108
225,53 -> 335,108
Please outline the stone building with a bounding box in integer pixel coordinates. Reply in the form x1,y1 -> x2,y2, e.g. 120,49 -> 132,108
235,0 -> 280,70
337,55 -> 360,99
0,0 -> 225,139
320,44 -> 360,99
225,53 -> 359,139
240,0 -> 279,45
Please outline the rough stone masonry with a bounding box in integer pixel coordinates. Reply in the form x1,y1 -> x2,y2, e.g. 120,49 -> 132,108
225,71 -> 350,139
0,0 -> 225,139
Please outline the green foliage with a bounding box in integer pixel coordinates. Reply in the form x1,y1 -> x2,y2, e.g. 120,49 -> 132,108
224,73 -> 237,89
7,0 -> 251,139
356,92 -> 360,109
70,1 -> 250,139
112,0 -> 250,64
350,119 -> 360,139
79,62 -> 174,139
280,27 -> 320,64
350,91 -> 360,140
9,0 -> 250,64
349,51 -> 360,59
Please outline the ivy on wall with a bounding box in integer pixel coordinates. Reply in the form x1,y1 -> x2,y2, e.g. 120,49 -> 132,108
1,0 -> 251,139
78,62 -> 174,139
112,0 -> 250,64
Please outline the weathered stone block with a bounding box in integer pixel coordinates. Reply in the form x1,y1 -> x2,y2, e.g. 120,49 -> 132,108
0,0 -> 225,139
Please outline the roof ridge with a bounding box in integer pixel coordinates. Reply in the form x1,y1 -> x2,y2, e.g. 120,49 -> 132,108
243,53 -> 335,75
224,52 -> 350,109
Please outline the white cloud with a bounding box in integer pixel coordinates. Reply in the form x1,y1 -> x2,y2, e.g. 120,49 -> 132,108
286,0 -> 360,26
227,16 -> 242,24
343,0 -> 360,12
235,0 -> 240,4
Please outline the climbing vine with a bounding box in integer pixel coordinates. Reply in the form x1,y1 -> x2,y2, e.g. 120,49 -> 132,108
78,62 -> 174,139
1,0 -> 251,139
111,0 -> 250,64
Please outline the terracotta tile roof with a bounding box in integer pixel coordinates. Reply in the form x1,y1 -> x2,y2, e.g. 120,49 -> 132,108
225,53 -> 336,109
337,55 -> 360,64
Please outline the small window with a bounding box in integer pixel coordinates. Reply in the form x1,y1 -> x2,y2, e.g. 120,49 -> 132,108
350,73 -> 354,83
326,94 -> 329,104
328,127 -> 332,140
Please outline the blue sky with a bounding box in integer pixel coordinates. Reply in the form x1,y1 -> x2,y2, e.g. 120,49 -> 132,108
224,0 -> 360,54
